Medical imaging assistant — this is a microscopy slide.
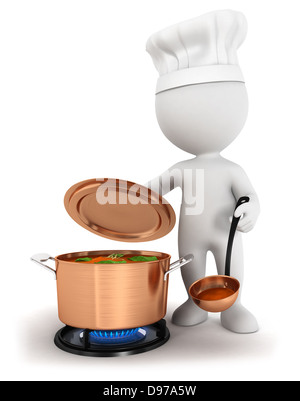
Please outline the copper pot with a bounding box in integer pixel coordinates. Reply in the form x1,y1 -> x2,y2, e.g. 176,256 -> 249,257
31,250 -> 193,330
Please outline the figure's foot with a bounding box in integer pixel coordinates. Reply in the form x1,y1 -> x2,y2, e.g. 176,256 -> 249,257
221,303 -> 258,334
172,298 -> 208,326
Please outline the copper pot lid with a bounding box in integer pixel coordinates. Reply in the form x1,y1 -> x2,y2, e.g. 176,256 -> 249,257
64,178 -> 176,242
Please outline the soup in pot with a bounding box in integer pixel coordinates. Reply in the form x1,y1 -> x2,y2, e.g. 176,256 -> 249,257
73,253 -> 159,264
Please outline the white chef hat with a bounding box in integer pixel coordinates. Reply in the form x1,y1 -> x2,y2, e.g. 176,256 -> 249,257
146,10 -> 247,94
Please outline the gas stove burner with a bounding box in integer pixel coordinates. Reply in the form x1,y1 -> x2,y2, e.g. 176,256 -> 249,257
54,319 -> 170,357
88,327 -> 146,345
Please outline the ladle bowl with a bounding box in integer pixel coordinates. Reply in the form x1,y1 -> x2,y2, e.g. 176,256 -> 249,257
189,275 -> 240,312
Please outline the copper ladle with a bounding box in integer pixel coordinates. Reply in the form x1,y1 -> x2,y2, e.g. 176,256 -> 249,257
189,196 -> 250,313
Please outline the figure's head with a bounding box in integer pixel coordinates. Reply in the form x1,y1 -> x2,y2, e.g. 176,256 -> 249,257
146,10 -> 249,155
155,81 -> 248,155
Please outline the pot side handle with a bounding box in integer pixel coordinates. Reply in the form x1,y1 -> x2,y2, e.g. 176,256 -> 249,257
31,253 -> 56,280
164,254 -> 194,281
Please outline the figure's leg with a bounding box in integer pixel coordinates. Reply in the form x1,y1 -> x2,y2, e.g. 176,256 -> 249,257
212,233 -> 259,333
172,247 -> 208,326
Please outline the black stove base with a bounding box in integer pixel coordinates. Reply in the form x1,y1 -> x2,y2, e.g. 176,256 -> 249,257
54,319 -> 170,357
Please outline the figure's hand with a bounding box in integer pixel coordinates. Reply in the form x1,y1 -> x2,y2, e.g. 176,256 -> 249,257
234,197 -> 260,233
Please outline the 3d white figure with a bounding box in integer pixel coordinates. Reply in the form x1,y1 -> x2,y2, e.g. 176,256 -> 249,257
146,10 -> 260,333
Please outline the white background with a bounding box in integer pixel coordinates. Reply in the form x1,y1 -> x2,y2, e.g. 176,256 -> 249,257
1,0 -> 299,382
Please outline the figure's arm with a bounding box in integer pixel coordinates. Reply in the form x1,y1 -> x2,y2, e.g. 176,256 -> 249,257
144,163 -> 182,196
231,165 -> 260,233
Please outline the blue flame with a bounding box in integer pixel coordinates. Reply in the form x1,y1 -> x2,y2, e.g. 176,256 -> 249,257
89,327 -> 146,344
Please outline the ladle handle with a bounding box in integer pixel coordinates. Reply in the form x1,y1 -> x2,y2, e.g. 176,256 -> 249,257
225,196 -> 250,277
